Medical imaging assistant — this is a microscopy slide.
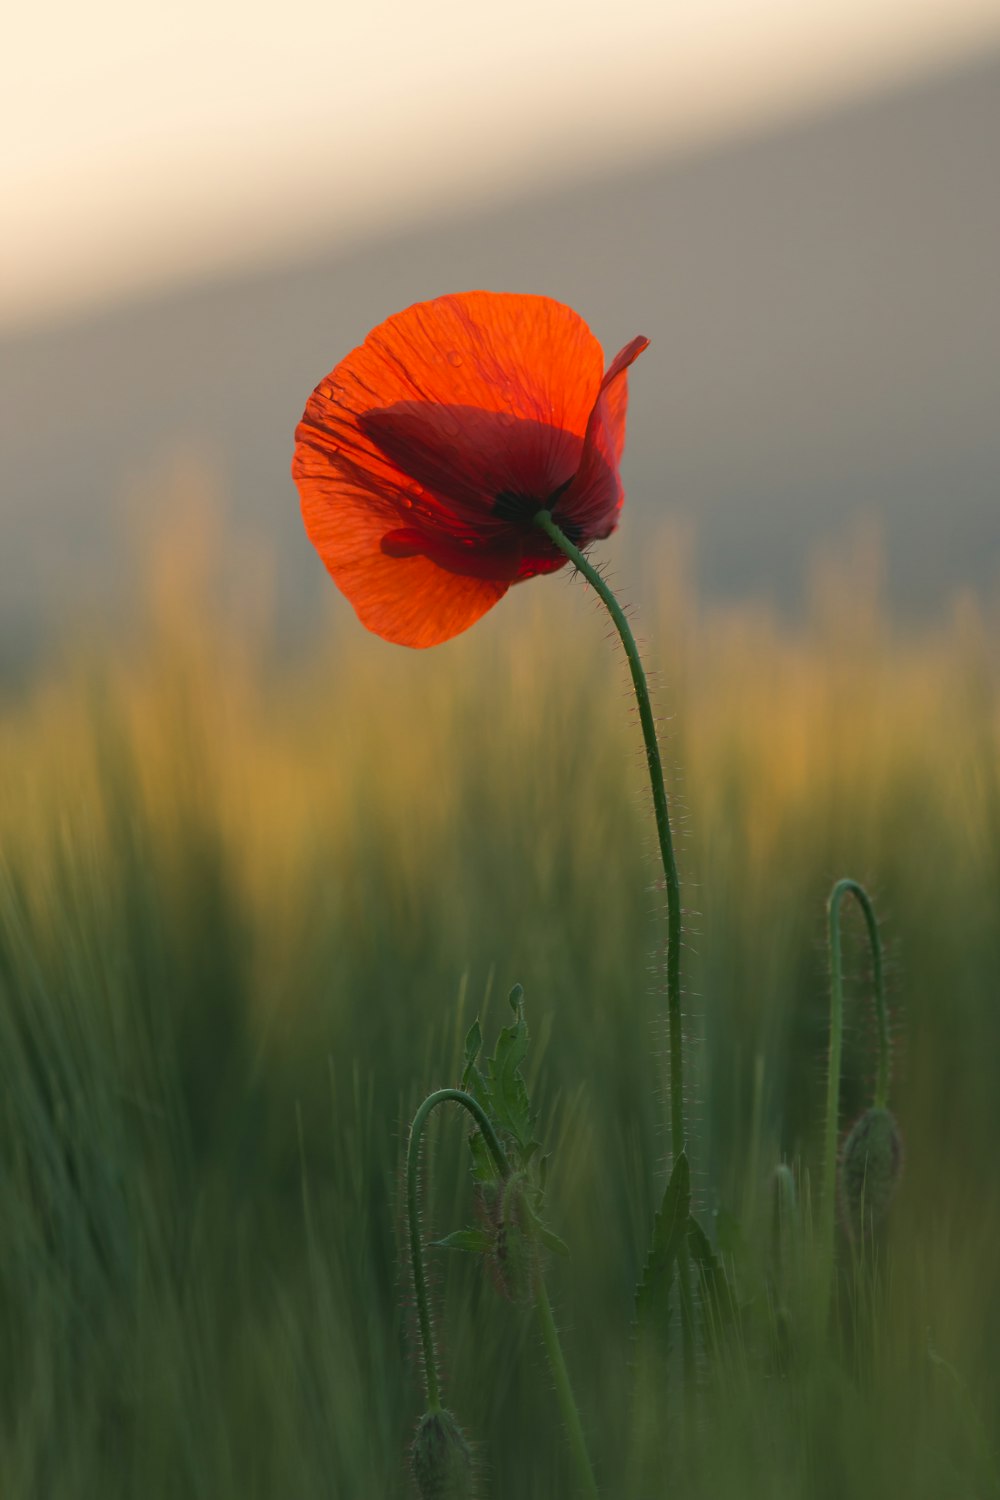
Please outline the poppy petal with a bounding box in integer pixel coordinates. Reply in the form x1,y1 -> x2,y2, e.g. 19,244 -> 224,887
296,293 -> 605,525
557,336 -> 649,539
593,335 -> 650,465
354,291 -> 602,433
292,294 -> 646,647
297,459 -> 510,647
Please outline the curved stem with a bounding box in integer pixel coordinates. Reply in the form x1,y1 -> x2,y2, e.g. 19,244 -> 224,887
535,511 -> 685,1160
821,879 -> 888,1320
534,510 -> 694,1391
535,1279 -> 602,1500
406,1088 -> 511,1411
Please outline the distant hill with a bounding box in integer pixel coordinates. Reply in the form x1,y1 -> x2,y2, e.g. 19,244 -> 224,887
2,49 -> 998,666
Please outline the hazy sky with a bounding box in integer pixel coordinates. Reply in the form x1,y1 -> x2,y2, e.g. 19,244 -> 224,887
4,0 -> 1000,327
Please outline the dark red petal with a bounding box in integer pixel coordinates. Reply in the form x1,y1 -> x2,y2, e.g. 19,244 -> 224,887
557,335 -> 649,541
358,403 -> 581,533
592,335 -> 650,464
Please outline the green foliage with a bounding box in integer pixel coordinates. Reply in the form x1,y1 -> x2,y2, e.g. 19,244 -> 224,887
436,993 -> 564,1308
687,1214 -> 738,1349
1,573 -> 999,1497
432,1230 -> 494,1255
461,989 -> 540,1165
635,1150 -> 691,1358
634,1151 -> 739,1378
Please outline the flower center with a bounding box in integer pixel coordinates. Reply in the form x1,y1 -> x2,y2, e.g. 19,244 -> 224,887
493,482 -> 582,544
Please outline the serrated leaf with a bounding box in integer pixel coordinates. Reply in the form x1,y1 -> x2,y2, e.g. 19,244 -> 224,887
686,1213 -> 719,1271
462,1066 -> 488,1113
688,1213 -> 737,1346
635,1151 -> 691,1354
488,1013 -> 537,1151
432,1229 -> 493,1254
461,1020 -> 488,1107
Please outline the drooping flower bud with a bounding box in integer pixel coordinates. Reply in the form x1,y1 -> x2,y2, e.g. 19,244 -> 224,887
839,1106 -> 904,1242
411,1409 -> 477,1500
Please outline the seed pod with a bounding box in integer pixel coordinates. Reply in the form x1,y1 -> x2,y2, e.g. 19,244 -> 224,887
411,1409 -> 477,1500
839,1106 -> 903,1241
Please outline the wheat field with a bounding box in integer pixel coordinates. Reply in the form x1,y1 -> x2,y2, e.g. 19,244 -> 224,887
1,524 -> 998,1497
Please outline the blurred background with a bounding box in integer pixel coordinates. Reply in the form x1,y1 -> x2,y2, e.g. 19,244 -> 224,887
3,8 -> 1000,1497
3,0 -> 999,668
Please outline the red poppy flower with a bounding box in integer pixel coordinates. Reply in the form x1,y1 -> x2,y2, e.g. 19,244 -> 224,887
292,291 -> 648,647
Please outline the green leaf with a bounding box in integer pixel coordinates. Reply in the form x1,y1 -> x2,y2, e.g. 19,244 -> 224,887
487,1009 -> 538,1152
432,1229 -> 493,1254
467,1127 -> 498,1184
460,995 -> 542,1186
688,1213 -> 737,1346
461,1019 -> 487,1103
635,1151 -> 691,1354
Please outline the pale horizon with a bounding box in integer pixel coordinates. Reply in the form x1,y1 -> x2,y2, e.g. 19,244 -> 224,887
4,0 -> 1000,332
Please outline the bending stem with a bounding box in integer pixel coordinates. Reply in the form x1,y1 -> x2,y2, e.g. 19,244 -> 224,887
535,511 -> 686,1159
534,510 -> 694,1391
406,1088 -> 510,1411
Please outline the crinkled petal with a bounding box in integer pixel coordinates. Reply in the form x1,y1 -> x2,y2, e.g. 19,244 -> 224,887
298,292 -> 605,526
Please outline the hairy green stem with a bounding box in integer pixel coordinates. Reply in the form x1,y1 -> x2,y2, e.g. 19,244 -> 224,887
534,510 -> 694,1387
821,879 -> 888,1319
406,1088 -> 510,1411
535,1279 -> 602,1500
535,512 -> 685,1157
407,1086 -> 601,1494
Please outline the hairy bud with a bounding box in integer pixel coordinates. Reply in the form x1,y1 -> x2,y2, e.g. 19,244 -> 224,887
411,1409 -> 477,1500
490,1173 -> 539,1305
839,1106 -> 903,1241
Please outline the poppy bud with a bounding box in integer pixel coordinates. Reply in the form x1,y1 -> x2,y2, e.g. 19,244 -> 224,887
411,1409 -> 477,1500
839,1106 -> 903,1241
